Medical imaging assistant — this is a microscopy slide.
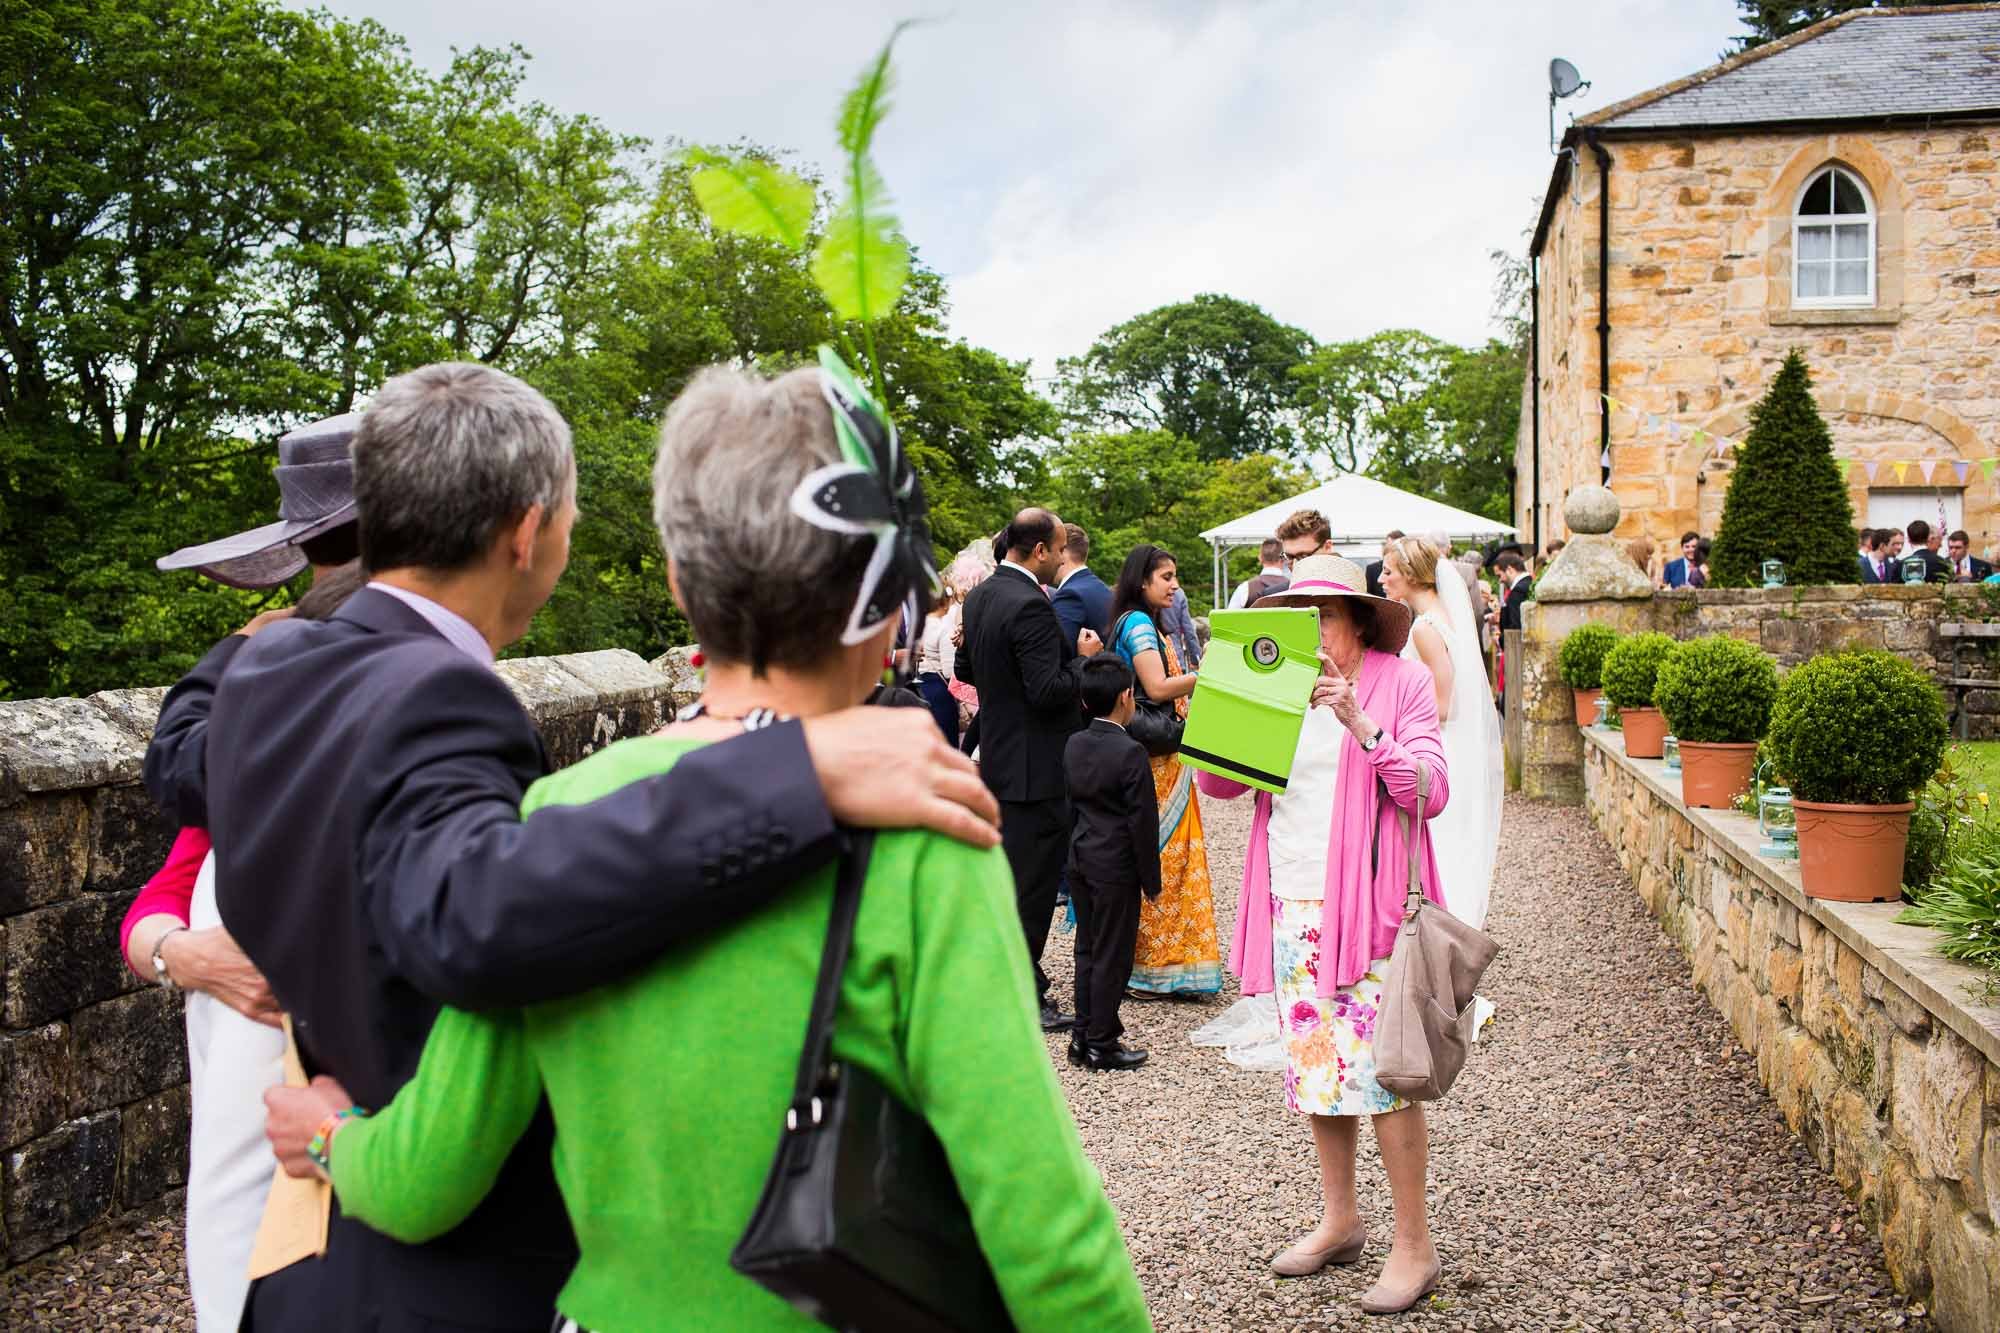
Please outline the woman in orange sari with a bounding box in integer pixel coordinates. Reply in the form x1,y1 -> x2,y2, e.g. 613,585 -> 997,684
1107,544 -> 1221,996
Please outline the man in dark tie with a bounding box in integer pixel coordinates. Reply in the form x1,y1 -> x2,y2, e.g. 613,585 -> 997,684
1049,522 -> 1113,656
1947,529 -> 1992,582
1857,527 -> 1884,583
959,507 -> 1103,1029
144,363 -> 999,1332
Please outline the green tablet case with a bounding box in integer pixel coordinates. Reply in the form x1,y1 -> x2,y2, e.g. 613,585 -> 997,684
1178,608 -> 1321,794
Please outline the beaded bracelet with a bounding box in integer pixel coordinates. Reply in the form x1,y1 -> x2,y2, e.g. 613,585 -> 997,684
306,1106 -> 367,1173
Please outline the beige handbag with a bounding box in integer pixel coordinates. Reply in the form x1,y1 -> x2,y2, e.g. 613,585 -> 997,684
1373,765 -> 1499,1101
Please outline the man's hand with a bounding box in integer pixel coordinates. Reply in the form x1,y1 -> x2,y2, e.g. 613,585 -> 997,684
265,1074 -> 353,1179
951,620 -> 965,649
161,927 -> 282,1027
802,707 -> 1001,849
238,607 -> 294,638
1077,628 -> 1103,658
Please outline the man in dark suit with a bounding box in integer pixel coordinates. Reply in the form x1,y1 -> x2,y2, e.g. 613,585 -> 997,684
1902,519 -> 1953,584
145,363 -> 999,1332
1947,529 -> 1992,582
1062,656 -> 1158,1072
959,507 -> 1102,1029
1857,528 -> 1885,583
1363,528 -> 1404,599
1049,522 -> 1112,656
1661,531 -> 1701,588
1494,551 -> 1532,633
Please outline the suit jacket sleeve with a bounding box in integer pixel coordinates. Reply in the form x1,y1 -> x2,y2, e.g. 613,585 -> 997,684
1127,744 -> 1161,898
1008,598 -> 1082,714
357,658 -> 840,1008
143,634 -> 247,829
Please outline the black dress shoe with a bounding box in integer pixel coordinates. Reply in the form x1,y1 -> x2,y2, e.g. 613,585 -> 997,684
1080,1043 -> 1148,1072
1065,1037 -> 1088,1068
1039,1000 -> 1074,1032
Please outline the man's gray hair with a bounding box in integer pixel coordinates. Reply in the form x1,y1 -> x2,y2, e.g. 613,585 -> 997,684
652,365 -> 873,673
353,362 -> 574,572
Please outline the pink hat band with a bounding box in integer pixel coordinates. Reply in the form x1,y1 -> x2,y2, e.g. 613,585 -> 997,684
1285,578 -> 1355,596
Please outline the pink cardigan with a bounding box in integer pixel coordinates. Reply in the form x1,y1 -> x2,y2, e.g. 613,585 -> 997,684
119,826 -> 211,978
1195,649 -> 1449,995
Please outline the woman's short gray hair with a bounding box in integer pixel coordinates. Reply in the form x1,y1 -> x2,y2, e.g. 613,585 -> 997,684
353,362 -> 574,572
652,365 -> 874,673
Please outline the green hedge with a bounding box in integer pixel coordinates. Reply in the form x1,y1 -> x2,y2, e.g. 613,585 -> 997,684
1653,635 -> 1779,744
1766,650 -> 1947,805
1556,623 -> 1620,690
1599,631 -> 1676,711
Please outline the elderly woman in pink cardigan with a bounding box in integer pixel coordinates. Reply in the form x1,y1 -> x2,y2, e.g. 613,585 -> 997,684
1195,553 -> 1450,1316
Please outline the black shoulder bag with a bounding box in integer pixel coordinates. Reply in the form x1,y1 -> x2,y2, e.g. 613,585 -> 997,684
1113,613 -> 1185,758
731,832 -> 1014,1332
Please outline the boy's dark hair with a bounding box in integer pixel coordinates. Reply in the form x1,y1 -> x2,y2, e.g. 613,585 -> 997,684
1078,655 -> 1135,719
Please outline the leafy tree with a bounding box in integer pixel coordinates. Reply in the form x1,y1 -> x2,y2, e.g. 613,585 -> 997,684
1056,295 -> 1315,461
1723,1 -> 1977,54
1292,330 -> 1454,474
1708,350 -> 1856,586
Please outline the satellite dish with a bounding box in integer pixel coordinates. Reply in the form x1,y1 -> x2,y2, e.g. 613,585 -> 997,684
1549,58 -> 1588,100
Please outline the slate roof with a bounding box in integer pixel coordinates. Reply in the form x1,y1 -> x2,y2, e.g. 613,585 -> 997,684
1582,5 -> 2000,132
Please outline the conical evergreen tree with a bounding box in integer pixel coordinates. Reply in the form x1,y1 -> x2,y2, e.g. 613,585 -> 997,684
1709,350 -> 1857,586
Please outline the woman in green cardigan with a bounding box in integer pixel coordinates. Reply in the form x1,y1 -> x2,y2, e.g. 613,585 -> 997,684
266,359 -> 1151,1332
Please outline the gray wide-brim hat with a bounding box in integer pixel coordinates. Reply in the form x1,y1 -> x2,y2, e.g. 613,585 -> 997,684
157,412 -> 361,589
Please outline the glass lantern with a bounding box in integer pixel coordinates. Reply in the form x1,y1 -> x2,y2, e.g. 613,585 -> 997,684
1592,694 -> 1610,728
1903,560 -> 1927,585
1761,559 -> 1786,588
1662,734 -> 1681,772
1758,785 -> 1798,859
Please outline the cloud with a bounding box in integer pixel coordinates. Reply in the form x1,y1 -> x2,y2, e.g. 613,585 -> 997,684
321,0 -> 1741,371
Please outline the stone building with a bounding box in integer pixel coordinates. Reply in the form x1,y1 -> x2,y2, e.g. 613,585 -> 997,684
1516,6 -> 2000,558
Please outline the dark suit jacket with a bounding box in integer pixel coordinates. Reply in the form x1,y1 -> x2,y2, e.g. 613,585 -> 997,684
1859,554 -> 1888,584
1364,559 -> 1385,599
1063,720 -> 1160,898
959,565 -> 1083,803
1904,548 -> 1953,584
1049,567 -> 1112,657
1498,577 -> 1532,633
146,588 -> 840,1327
1955,556 -> 1993,582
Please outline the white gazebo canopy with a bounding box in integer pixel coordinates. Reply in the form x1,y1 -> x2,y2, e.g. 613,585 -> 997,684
1200,473 -> 1517,607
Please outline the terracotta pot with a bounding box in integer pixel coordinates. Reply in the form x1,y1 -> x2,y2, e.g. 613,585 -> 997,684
1793,799 -> 1914,903
1678,740 -> 1759,809
1619,705 -> 1667,759
1572,686 -> 1601,727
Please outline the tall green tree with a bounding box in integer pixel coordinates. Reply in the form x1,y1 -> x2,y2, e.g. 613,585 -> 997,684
1723,1 -> 1978,54
1056,294 -> 1314,461
1709,351 -> 1856,586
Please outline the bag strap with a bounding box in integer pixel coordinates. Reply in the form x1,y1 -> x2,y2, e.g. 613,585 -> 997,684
784,830 -> 874,1131
1399,765 -> 1430,917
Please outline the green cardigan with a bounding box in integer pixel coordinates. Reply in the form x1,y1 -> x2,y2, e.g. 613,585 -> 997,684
330,734 -> 1151,1332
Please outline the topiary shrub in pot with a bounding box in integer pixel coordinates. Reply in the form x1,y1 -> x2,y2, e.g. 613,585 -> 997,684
1557,623 -> 1619,726
1600,631 -> 1676,758
1766,650 -> 1949,901
1654,635 -> 1779,808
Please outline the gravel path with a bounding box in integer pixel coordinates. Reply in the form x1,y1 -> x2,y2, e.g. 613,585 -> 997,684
7,795 -> 1928,1330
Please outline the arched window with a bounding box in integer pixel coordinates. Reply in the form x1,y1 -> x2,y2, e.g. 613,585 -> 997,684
1793,166 -> 1875,307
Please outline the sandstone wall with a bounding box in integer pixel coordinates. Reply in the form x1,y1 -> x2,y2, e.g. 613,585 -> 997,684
1583,731 -> 2000,1331
0,650 -> 691,1268
1519,121 -> 2000,554
1516,585 -> 2000,803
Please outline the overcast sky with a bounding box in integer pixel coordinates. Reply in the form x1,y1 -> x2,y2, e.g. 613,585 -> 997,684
318,0 -> 1740,374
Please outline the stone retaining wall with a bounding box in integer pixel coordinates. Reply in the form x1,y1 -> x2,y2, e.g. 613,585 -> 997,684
0,650 -> 691,1268
1582,727 -> 2000,1331
1517,585 -> 2000,803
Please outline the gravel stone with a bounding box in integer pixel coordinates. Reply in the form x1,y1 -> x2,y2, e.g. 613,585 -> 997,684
3,795 -> 1931,1329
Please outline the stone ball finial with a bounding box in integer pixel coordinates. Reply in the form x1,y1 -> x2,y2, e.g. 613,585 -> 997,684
1564,485 -> 1620,536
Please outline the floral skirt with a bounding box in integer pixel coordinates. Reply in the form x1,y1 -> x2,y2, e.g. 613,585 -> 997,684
1272,895 -> 1408,1117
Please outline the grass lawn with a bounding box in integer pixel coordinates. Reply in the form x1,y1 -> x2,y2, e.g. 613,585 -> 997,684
1945,739 -> 2000,795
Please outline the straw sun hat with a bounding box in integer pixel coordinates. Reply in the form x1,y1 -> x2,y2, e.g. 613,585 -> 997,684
1252,553 -> 1415,656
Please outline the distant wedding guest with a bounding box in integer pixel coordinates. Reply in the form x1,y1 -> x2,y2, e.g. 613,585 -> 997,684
1196,554 -> 1451,1314
1903,519 -> 1952,584
1626,535 -> 1655,580
1064,654 -> 1160,1072
1858,528 -> 1885,583
1278,508 -> 1337,567
1883,526 -> 1907,563
1947,529 -> 1992,582
1660,531 -> 1701,588
916,583 -> 960,745
1229,537 -> 1292,608
943,547 -> 992,733
1364,529 -> 1404,598
1690,538 -> 1713,588
1050,522 -> 1113,657
263,362 -> 1149,1331
1107,544 -> 1220,997
1163,583 -> 1204,668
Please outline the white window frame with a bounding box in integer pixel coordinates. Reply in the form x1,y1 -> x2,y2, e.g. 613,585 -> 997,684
1792,166 -> 1876,309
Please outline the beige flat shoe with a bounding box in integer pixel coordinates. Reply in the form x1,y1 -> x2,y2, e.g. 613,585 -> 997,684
1358,1258 -> 1442,1314
1269,1221 -> 1367,1277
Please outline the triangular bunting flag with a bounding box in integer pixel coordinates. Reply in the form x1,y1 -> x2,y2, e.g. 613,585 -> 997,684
1595,395 -> 1605,416
1894,462 -> 1911,482
1647,413 -> 1662,430
1918,460 -> 1936,484
1692,429 -> 1706,444
1864,461 -> 1880,482
1667,421 -> 1681,442
1835,459 -> 1849,480
1954,461 -> 1971,485
1714,440 -> 1727,459
1599,448 -> 1611,469
1985,458 -> 1998,480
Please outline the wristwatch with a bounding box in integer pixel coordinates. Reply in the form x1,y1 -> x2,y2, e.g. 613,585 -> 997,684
151,927 -> 187,991
1359,725 -> 1384,753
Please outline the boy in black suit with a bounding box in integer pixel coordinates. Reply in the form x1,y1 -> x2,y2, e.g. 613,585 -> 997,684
1063,656 -> 1160,1072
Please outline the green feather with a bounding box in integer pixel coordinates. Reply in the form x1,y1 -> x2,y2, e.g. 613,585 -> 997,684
836,21 -> 911,157
811,159 -> 910,325
685,149 -> 813,252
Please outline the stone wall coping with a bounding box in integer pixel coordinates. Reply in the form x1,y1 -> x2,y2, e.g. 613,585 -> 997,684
1581,725 -> 2000,1069
1653,585 -> 1984,608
